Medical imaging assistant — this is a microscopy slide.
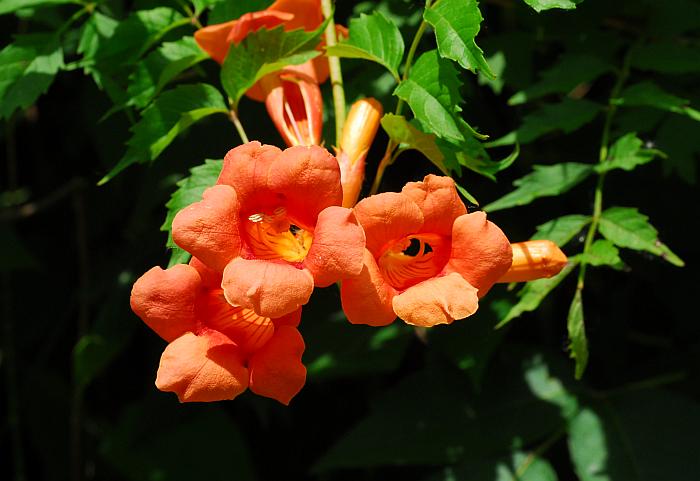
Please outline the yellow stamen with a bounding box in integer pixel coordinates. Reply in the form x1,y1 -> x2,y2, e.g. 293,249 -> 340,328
245,207 -> 312,262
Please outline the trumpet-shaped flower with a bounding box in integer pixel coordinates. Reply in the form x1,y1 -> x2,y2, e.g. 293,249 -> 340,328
497,240 -> 568,283
341,175 -> 513,327
194,0 -> 339,146
172,142 -> 365,319
130,258 -> 305,404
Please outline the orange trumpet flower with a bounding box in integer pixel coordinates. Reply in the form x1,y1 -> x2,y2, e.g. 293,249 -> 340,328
336,98 -> 383,208
497,240 -> 568,283
341,175 -> 513,327
130,257 -> 305,404
172,142 -> 366,319
194,0 -> 334,146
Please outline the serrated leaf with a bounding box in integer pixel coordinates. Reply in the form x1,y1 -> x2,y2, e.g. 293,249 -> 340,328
583,239 -> 624,270
100,84 -> 228,184
595,132 -> 664,173
521,0 -> 582,12
566,290 -> 587,379
221,21 -> 328,110
598,207 -> 684,267
0,0 -> 78,16
488,99 -> 601,146
439,137 -> 519,181
424,0 -> 494,78
127,37 -> 209,109
532,214 -> 591,247
0,33 -> 63,119
394,49 -> 485,145
160,159 -> 223,266
380,113 -> 447,171
497,259 -> 579,328
509,54 -> 612,105
326,11 -> 404,80
630,41 -> 700,75
484,163 -> 594,212
614,81 -> 700,122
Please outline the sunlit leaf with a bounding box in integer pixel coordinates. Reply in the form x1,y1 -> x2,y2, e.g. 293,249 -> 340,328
614,81 -> 700,122
596,132 -> 665,173
326,11 -> 404,80
424,0 -> 494,78
221,21 -> 328,110
0,0 -> 78,15
497,258 -> 579,328
381,113 -> 447,171
126,37 -> 209,109
100,84 -> 228,183
598,207 -> 684,266
521,0 -> 582,12
0,33 -> 63,119
484,163 -> 594,212
488,99 -> 601,146
582,239 -> 624,270
160,159 -> 223,266
532,214 -> 591,247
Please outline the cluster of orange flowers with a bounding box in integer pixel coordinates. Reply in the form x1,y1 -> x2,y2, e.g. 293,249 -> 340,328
130,0 -> 568,405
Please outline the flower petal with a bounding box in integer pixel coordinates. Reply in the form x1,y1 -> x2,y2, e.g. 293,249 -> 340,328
189,256 -> 222,290
401,175 -> 467,236
249,325 -> 306,405
340,249 -> 397,326
267,145 -> 343,229
392,273 -> 479,327
217,141 -> 282,209
227,10 -> 293,44
303,206 -> 366,287
194,20 -> 237,64
268,0 -> 323,30
172,185 -> 242,272
353,192 -> 424,257
273,308 -> 302,328
155,330 -> 249,402
130,265 -> 200,342
447,212 -> 513,296
222,257 -> 314,318
497,240 -> 568,283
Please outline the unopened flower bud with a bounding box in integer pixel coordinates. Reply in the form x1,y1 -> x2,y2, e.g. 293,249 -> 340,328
337,98 -> 383,208
497,240 -> 568,283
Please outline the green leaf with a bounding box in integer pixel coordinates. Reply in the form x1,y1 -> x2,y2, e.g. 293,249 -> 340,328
566,289 -> 587,379
582,239 -> 624,270
488,99 -> 601,146
478,51 -> 506,94
381,113 -> 448,172
631,41 -> 700,75
484,163 -> 594,212
442,138 -> 519,181
521,0 -> 582,12
394,49 -> 485,145
509,54 -> 612,105
595,132 -> 665,173
326,11 -> 404,80
100,84 -> 228,184
433,451 -> 559,481
160,159 -> 223,266
221,21 -> 328,110
569,391 -> 700,481
127,37 -> 209,109
0,34 -> 63,119
424,0 -> 494,78
208,0 -> 270,24
598,207 -> 684,267
532,214 -> 591,247
614,81 -> 700,122
0,0 -> 78,16
497,258 -> 579,328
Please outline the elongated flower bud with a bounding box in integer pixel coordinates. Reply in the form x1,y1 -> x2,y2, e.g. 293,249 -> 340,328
497,240 -> 568,283
337,98 -> 383,208
262,70 -> 323,147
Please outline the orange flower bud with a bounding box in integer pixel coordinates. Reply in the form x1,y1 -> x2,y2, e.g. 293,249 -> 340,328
337,98 -> 383,208
261,71 -> 323,147
497,240 -> 568,283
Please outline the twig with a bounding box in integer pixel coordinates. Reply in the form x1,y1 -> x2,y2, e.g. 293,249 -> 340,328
321,0 -> 346,144
229,109 -> 249,143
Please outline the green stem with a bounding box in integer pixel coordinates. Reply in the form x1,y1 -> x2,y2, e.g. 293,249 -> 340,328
321,0 -> 346,144
229,109 -> 249,143
57,4 -> 92,37
369,0 -> 433,194
515,426 -> 566,478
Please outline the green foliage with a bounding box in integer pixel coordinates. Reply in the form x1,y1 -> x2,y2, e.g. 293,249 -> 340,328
424,0 -> 494,78
630,41 -> 700,75
0,0 -> 77,15
100,84 -> 228,183
582,239 -> 623,270
521,0 -> 582,12
380,113 -> 447,172
566,289 -> 587,379
614,81 -> 700,122
221,21 -> 328,110
596,132 -> 665,173
208,0 -> 271,24
160,159 -> 223,266
0,34 -> 63,119
532,215 -> 591,246
484,163 -> 594,212
598,207 -> 684,266
326,11 -> 404,80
